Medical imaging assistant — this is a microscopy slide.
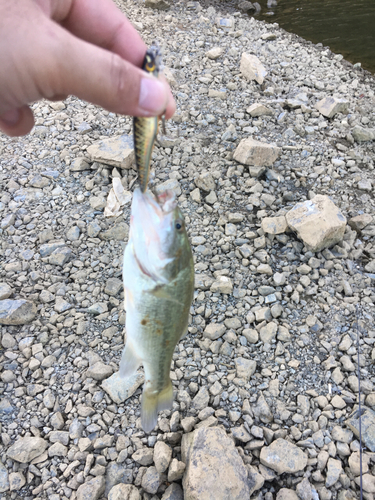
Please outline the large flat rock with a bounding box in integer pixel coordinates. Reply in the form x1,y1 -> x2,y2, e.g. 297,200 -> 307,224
181,427 -> 250,500
87,135 -> 135,169
0,299 -> 37,325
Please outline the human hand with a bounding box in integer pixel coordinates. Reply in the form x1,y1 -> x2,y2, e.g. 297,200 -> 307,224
0,0 -> 176,137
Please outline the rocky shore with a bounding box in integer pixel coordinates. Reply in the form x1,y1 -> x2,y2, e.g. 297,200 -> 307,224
1,0 -> 375,499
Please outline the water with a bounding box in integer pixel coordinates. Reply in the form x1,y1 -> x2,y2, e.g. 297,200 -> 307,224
208,0 -> 375,74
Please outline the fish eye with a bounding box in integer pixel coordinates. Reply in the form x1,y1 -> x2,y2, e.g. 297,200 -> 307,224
175,219 -> 183,231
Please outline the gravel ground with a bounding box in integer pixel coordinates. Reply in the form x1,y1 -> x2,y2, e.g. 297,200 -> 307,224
1,1 -> 375,499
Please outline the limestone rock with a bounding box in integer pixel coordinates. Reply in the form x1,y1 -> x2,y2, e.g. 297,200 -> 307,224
195,172 -> 215,192
154,441 -> 172,473
102,372 -> 144,404
71,157 -> 90,171
145,0 -> 170,9
7,437 -> 47,463
87,135 -> 135,169
9,471 -> 26,491
108,484 -> 140,500
253,393 -> 273,423
141,466 -> 161,494
100,222 -> 129,241
168,458 -> 186,482
296,478 -> 313,500
192,386 -> 210,410
0,299 -> 37,325
355,473 -> 375,493
77,476 -> 106,500
276,489 -> 299,500
0,462 -> 9,493
348,213 -> 373,231
234,357 -> 256,381
315,97 -> 349,118
210,276 -> 233,294
285,195 -> 346,252
132,448 -> 154,466
86,362 -> 114,381
247,103 -> 273,117
261,216 -> 287,234
0,283 -> 12,300
325,457 -> 342,487
247,465 -> 264,495
49,246 -> 72,266
155,178 -> 181,197
205,47 -> 224,60
260,438 -> 307,473
182,427 -> 250,500
352,125 -> 375,142
161,483 -> 183,500
346,406 -> 375,452
240,53 -> 267,84
348,451 -> 370,476
234,138 -> 280,167
105,463 -> 133,496
105,278 -> 123,296
190,188 -> 201,203
203,323 -> 226,340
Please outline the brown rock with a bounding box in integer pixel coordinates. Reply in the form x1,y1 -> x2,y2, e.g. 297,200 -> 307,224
182,427 -> 250,500
234,138 -> 280,167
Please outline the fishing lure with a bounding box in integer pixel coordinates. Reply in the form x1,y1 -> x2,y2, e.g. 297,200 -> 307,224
133,44 -> 165,193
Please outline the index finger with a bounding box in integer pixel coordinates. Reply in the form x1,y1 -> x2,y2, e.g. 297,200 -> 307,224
55,0 -> 175,117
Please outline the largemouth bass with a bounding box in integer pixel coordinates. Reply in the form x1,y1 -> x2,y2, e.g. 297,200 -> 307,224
134,44 -> 163,193
120,187 -> 194,432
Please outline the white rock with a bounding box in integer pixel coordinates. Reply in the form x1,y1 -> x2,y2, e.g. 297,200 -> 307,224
285,195 -> 346,252
240,53 -> 267,84
315,97 -> 349,118
205,47 -> 224,59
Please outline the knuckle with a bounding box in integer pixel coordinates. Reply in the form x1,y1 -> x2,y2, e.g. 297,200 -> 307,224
109,53 -> 130,105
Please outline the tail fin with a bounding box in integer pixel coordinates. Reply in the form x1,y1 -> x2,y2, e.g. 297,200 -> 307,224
141,380 -> 173,433
119,342 -> 140,378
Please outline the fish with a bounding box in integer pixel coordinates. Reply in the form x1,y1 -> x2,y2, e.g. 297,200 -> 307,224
120,187 -> 194,432
133,44 -> 164,193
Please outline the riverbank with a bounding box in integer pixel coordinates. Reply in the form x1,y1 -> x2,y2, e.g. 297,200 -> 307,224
0,0 -> 375,498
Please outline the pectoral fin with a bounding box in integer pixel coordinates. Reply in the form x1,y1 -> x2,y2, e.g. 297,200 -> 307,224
119,341 -> 141,378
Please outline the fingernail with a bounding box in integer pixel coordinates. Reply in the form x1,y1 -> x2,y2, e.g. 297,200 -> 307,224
0,108 -> 20,126
139,77 -> 166,115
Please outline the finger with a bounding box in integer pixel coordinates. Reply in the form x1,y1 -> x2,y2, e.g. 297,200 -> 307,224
44,24 -> 169,117
55,0 -> 176,117
0,106 -> 35,137
56,0 -> 146,66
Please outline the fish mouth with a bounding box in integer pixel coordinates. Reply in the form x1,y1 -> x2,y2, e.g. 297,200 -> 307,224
154,190 -> 177,214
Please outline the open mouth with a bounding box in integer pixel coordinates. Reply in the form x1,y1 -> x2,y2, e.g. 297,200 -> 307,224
155,190 -> 177,213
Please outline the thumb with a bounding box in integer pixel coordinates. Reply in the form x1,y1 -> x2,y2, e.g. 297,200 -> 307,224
47,26 -> 171,118
0,106 -> 35,137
